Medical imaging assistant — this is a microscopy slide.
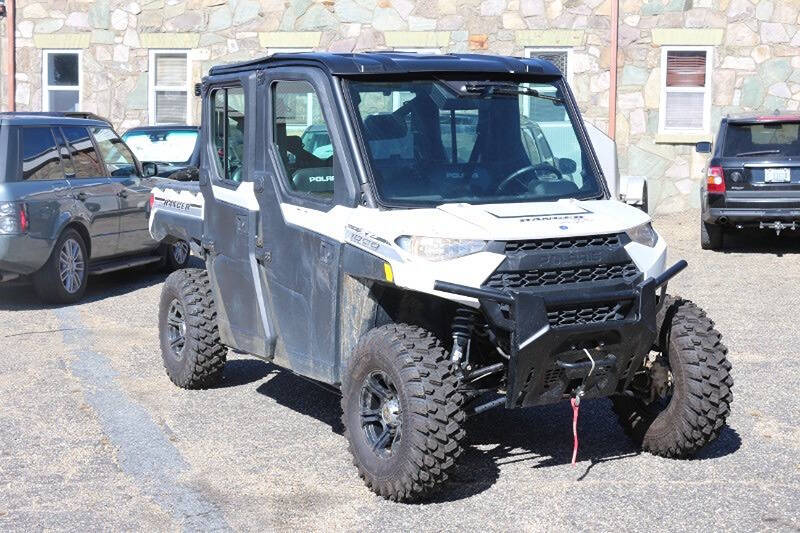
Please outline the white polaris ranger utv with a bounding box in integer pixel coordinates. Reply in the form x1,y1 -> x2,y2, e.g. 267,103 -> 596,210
150,52 -> 733,501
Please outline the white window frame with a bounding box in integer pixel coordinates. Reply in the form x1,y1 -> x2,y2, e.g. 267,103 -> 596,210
525,47 -> 573,84
148,49 -> 192,125
42,49 -> 82,112
658,45 -> 713,135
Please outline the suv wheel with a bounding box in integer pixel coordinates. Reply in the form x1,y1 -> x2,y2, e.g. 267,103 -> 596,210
700,221 -> 723,250
158,268 -> 226,388
612,296 -> 733,457
341,324 -> 466,501
33,228 -> 89,304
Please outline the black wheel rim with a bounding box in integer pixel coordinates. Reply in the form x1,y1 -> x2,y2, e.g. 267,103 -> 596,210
359,370 -> 402,458
166,299 -> 187,359
172,241 -> 189,265
630,354 -> 674,411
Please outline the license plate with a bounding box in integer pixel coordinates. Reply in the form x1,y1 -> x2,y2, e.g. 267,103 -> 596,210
764,168 -> 791,183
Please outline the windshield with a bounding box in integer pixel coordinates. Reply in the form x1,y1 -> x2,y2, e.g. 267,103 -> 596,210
723,122 -> 800,157
347,78 -> 603,207
122,130 -> 198,163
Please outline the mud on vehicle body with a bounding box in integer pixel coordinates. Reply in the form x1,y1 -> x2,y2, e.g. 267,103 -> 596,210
151,52 -> 733,501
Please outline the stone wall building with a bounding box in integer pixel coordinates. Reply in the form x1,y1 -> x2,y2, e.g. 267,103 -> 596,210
2,0 -> 799,213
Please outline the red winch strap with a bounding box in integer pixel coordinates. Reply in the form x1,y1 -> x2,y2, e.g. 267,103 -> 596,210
570,397 -> 580,465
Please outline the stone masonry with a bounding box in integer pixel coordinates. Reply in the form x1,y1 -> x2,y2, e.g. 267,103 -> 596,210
4,0 -> 800,213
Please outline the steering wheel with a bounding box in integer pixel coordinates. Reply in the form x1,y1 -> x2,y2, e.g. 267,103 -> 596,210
496,163 -> 563,194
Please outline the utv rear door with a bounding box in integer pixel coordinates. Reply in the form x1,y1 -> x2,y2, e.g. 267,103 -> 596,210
201,78 -> 276,358
255,69 -> 357,383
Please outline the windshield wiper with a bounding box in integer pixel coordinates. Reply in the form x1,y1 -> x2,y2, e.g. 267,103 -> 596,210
735,149 -> 781,157
461,83 -> 564,103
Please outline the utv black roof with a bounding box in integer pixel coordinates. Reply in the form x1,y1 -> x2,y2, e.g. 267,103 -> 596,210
208,52 -> 562,77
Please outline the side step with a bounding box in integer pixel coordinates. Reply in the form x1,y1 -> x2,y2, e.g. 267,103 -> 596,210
89,255 -> 161,275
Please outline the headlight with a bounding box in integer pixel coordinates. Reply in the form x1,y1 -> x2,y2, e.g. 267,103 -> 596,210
395,236 -> 486,261
626,222 -> 658,247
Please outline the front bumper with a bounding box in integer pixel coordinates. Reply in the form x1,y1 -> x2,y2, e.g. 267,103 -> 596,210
435,261 -> 687,408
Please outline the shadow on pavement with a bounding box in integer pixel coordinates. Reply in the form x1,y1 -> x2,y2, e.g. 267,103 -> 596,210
0,257 -> 204,311
717,228 -> 800,256
237,360 -> 741,503
215,358 -> 277,388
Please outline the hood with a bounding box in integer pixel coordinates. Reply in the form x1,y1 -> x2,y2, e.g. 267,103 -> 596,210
350,198 -> 651,243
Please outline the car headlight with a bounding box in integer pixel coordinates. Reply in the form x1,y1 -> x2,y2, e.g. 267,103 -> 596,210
626,222 -> 658,247
395,236 -> 486,261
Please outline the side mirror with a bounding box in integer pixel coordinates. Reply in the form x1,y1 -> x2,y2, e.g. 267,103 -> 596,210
695,141 -> 712,154
557,157 -> 578,175
142,162 -> 158,177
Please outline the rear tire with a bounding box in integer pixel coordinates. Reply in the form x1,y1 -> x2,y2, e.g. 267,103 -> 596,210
33,228 -> 89,304
700,220 -> 723,250
612,296 -> 733,458
158,268 -> 226,388
341,324 -> 466,501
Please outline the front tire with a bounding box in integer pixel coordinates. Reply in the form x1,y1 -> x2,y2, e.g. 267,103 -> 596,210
341,324 -> 466,501
158,268 -> 226,388
612,296 -> 733,458
33,228 -> 89,304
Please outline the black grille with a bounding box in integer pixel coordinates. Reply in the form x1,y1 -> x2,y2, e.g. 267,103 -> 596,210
484,262 -> 639,290
505,234 -> 621,254
547,301 -> 632,328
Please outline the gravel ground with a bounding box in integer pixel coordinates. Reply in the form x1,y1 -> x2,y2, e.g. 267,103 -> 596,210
0,211 -> 798,532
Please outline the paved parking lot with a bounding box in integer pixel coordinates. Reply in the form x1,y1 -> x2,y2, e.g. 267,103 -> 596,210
1,211 -> 798,532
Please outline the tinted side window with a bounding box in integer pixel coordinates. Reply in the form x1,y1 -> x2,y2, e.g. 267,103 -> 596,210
211,86 -> 246,183
52,128 -> 76,177
91,127 -> 137,177
62,126 -> 105,178
273,81 -> 335,199
21,127 -> 64,181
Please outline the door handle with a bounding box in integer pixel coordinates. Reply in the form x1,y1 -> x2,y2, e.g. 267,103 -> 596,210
74,192 -> 88,201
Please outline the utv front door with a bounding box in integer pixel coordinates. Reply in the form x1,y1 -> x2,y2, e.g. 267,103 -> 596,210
201,80 -> 276,358
255,71 -> 356,383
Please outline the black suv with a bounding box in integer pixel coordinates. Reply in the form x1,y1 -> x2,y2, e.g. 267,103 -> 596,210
699,114 -> 800,249
0,113 -> 190,303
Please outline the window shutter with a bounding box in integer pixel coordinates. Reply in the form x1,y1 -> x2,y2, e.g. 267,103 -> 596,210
664,92 -> 705,129
154,53 -> 187,86
666,51 -> 706,87
155,91 -> 187,124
